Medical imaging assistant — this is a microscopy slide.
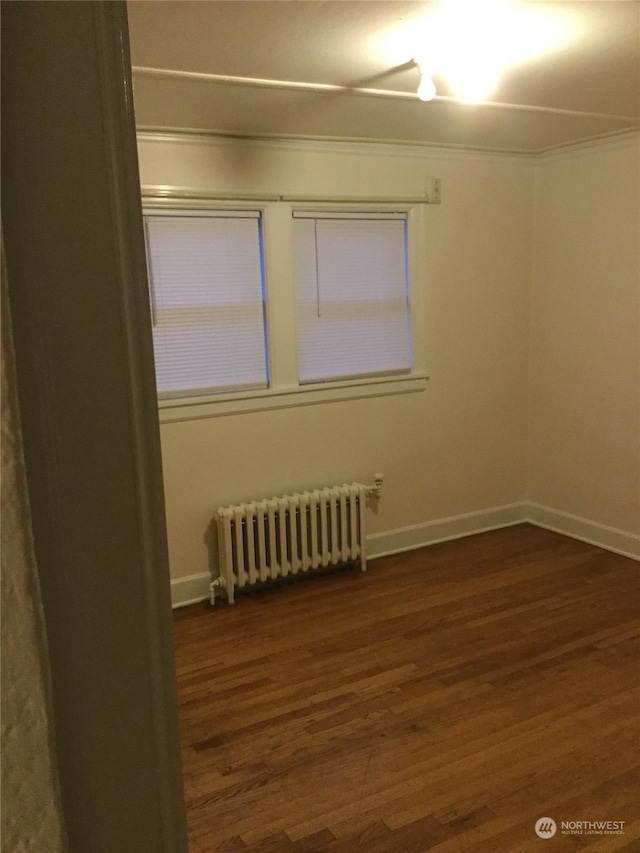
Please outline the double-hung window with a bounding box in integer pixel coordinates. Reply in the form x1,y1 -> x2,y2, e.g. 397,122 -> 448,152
144,209 -> 267,398
143,200 -> 425,416
293,211 -> 412,383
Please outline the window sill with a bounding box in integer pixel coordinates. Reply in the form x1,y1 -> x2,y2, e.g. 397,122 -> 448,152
157,373 -> 428,423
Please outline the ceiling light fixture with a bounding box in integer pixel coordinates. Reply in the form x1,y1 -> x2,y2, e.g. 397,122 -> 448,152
401,0 -> 575,106
416,61 -> 436,102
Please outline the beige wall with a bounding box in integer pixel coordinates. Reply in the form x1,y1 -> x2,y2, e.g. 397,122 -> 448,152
528,137 -> 640,534
138,135 -> 533,585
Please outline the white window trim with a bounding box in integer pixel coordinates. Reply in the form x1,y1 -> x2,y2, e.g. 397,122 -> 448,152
142,193 -> 429,422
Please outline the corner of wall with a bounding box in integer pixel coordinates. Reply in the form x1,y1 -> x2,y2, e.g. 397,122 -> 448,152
524,149 -> 541,506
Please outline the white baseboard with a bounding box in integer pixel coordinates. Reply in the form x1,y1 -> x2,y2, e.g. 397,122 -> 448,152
170,501 -> 639,608
170,572 -> 211,608
524,502 -> 640,561
366,503 -> 527,559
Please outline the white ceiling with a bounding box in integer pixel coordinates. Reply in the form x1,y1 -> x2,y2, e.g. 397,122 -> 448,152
127,1 -> 640,154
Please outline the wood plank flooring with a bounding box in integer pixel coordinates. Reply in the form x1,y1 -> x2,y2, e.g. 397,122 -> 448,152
173,524 -> 640,852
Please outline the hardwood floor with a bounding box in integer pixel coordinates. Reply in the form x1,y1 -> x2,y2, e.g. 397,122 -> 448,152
173,524 -> 640,852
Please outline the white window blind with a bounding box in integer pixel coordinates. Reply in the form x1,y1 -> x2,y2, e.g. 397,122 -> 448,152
143,210 -> 268,398
293,211 -> 412,384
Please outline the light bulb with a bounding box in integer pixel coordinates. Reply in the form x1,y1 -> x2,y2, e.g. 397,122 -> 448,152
417,72 -> 436,102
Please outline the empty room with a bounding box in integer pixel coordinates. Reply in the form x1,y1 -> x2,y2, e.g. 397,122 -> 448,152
1,1 -> 638,852
129,2 -> 640,853
126,1 -> 640,850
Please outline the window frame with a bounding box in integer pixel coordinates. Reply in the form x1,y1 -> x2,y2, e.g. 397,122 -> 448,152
142,194 -> 429,423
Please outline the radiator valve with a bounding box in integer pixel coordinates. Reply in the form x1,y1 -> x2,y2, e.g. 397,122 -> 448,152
209,576 -> 226,606
366,473 -> 384,500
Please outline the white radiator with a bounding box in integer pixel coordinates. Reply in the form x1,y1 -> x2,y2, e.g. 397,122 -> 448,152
211,477 -> 382,605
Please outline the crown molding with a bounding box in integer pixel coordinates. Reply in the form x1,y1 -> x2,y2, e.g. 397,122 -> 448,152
536,128 -> 640,159
136,126 -> 536,161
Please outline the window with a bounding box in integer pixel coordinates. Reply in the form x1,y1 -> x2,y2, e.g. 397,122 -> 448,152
293,211 -> 412,383
143,209 -> 267,398
142,199 -> 427,418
